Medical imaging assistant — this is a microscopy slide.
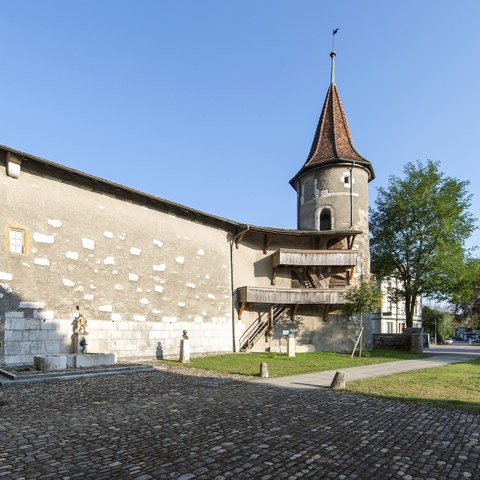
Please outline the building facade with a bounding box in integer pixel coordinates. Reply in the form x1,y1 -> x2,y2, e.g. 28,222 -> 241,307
371,277 -> 422,334
1,51 -> 377,366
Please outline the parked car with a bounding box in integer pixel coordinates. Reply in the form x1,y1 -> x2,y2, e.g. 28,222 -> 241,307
443,338 -> 454,344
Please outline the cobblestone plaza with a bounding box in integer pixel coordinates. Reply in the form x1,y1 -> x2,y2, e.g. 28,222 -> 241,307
1,369 -> 478,479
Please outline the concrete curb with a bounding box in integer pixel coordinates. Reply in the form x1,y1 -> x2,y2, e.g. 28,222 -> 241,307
0,364 -> 159,388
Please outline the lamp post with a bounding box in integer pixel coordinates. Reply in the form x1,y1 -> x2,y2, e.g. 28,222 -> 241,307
434,313 -> 437,344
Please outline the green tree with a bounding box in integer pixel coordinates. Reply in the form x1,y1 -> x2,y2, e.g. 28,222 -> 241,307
451,258 -> 480,328
370,160 -> 476,327
343,278 -> 382,356
422,305 -> 454,343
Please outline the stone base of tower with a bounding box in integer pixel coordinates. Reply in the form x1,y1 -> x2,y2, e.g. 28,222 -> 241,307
240,305 -> 372,354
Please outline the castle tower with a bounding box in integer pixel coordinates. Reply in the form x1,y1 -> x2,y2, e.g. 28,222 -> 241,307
290,50 -> 375,277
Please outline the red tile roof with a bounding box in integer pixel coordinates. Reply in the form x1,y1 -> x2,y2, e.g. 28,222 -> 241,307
291,82 -> 374,185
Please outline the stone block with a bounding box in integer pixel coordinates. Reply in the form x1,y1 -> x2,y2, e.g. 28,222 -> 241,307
34,355 -> 67,372
4,342 -> 21,354
41,319 -> 58,330
110,330 -> 124,340
5,317 -> 26,330
25,318 -> 41,330
45,342 -> 62,354
5,330 -> 30,342
32,330 -> 51,341
34,310 -> 55,321
110,340 -> 125,351
296,344 -> 316,353
66,354 -> 76,368
72,353 -> 117,368
19,301 -> 46,309
47,329 -> 64,341
5,354 -> 34,366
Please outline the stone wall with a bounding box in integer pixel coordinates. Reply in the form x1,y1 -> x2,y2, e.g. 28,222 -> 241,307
4,314 -> 234,364
373,334 -> 410,349
1,154 -> 238,365
373,328 -> 424,354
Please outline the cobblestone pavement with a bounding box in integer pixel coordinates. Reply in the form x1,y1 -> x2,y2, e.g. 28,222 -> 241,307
0,369 -> 479,479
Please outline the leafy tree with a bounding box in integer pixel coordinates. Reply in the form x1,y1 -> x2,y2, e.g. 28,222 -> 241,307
343,278 -> 382,356
370,160 -> 476,327
422,305 -> 454,343
451,258 -> 480,328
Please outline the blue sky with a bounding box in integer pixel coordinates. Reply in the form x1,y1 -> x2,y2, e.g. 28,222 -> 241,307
1,1 -> 479,250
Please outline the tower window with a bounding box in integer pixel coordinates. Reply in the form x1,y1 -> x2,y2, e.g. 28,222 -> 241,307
343,175 -> 350,184
320,211 -> 331,231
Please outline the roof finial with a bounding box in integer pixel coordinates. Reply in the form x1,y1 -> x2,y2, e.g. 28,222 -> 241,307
331,28 -> 339,84
330,50 -> 336,84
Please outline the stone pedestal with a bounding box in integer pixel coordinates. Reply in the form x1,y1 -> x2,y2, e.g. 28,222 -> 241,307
287,335 -> 296,357
180,339 -> 190,363
260,362 -> 269,378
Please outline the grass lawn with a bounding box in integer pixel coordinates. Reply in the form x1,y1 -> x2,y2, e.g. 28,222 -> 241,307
161,348 -> 425,378
346,359 -> 480,413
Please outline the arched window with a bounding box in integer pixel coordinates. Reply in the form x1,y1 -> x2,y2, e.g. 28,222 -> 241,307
320,210 -> 331,231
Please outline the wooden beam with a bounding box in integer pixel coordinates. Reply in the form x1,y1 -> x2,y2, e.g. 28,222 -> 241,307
263,235 -> 272,254
271,266 -> 278,285
347,235 -> 357,250
348,266 -> 355,285
291,304 -> 299,321
238,302 -> 246,319
235,230 -> 249,249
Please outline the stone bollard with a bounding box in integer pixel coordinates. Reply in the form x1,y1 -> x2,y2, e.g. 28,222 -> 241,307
260,362 -> 269,378
330,371 -> 346,390
179,330 -> 191,363
180,339 -> 190,363
287,335 -> 296,357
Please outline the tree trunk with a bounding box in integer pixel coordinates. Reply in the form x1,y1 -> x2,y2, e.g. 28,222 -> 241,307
405,294 -> 419,328
405,293 -> 413,328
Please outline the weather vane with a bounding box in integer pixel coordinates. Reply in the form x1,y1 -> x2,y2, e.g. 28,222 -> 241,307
332,28 -> 339,51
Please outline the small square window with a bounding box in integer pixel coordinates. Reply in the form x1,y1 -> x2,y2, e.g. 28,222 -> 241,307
5,224 -> 28,254
343,176 -> 350,184
10,229 -> 24,253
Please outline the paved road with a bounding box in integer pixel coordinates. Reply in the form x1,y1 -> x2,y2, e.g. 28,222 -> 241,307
1,357 -> 479,479
255,344 -> 480,390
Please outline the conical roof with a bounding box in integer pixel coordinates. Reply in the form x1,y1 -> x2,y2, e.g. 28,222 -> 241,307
290,55 -> 375,186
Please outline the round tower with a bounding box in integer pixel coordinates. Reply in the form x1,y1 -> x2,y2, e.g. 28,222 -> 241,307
290,51 -> 375,276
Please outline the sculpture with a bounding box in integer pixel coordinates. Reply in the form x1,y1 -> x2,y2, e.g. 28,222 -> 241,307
74,314 -> 89,335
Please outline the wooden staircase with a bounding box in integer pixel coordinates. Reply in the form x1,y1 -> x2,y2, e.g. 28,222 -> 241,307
239,304 -> 289,352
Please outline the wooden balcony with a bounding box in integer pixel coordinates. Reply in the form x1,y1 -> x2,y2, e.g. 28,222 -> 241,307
271,249 -> 358,268
271,249 -> 357,285
237,286 -> 347,306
